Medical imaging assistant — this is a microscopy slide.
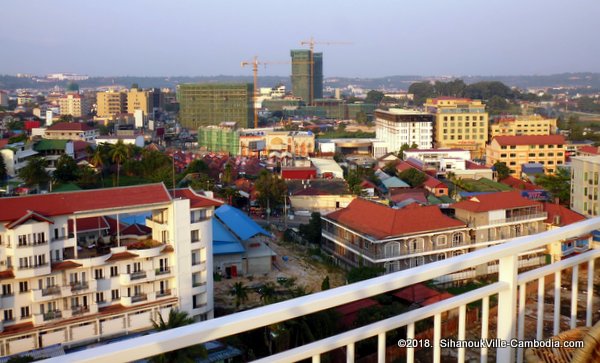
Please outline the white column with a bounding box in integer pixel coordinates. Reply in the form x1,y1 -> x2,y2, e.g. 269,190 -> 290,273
496,255 -> 518,363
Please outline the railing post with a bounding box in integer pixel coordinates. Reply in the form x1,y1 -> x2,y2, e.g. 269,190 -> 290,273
497,255 -> 518,363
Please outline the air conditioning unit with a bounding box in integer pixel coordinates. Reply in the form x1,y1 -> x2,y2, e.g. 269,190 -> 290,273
0,261 -> 5,266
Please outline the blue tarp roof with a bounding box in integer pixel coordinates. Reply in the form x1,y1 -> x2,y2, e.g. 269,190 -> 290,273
215,205 -> 271,241
213,240 -> 246,255
382,177 -> 410,188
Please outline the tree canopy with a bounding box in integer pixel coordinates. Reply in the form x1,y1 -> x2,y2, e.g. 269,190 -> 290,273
397,168 -> 427,187
534,168 -> 570,204
150,309 -> 207,362
254,170 -> 287,209
493,161 -> 510,180
18,156 -> 50,189
53,154 -> 79,184
365,90 -> 385,105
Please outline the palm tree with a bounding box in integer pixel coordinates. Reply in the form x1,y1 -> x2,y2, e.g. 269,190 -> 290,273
259,283 -> 278,305
109,140 -> 130,187
230,281 -> 249,309
18,156 -> 50,191
150,309 -> 207,363
90,146 -> 105,185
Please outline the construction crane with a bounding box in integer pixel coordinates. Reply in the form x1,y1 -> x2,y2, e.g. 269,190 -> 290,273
241,56 -> 289,128
300,36 -> 352,105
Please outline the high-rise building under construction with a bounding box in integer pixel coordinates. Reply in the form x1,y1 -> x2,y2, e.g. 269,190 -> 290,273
290,49 -> 323,104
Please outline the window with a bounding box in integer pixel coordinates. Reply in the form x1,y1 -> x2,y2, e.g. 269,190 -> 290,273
19,281 -> 28,293
437,253 -> 446,261
452,232 -> 463,246
95,269 -> 103,279
96,292 -> 105,303
510,153 -> 516,158
110,266 -> 118,277
191,230 -> 199,242
2,284 -> 12,296
20,306 -> 30,318
384,242 -> 400,258
3,310 -> 13,322
111,289 -> 120,301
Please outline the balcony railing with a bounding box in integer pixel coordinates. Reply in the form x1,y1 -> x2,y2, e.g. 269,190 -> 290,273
71,305 -> 89,316
43,310 -> 62,321
131,293 -> 147,303
70,281 -> 89,291
155,267 -> 170,276
41,285 -> 61,296
156,289 -> 172,298
488,212 -> 548,226
130,271 -> 147,280
17,240 -> 47,247
46,217 -> 600,363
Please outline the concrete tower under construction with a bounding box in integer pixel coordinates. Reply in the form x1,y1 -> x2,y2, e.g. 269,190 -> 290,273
290,49 -> 323,104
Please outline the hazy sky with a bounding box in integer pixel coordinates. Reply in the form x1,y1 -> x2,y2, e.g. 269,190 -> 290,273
2,0 -> 599,77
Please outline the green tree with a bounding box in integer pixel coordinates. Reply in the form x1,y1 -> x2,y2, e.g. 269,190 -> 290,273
365,90 -> 385,105
254,170 -> 287,209
231,282 -> 250,309
109,140 -> 131,187
222,162 -> 233,185
298,212 -> 322,245
397,168 -> 427,187
150,309 -> 207,363
53,154 -> 79,184
259,283 -> 278,305
185,159 -> 209,174
58,115 -> 73,123
486,95 -> 511,115
397,143 -> 418,159
347,266 -> 385,283
355,111 -> 368,124
408,82 -> 435,105
18,156 -> 50,189
534,167 -> 570,204
321,276 -> 330,291
493,161 -> 510,180
77,165 -> 99,189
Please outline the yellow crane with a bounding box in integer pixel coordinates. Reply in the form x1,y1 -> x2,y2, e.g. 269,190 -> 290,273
300,36 -> 352,105
241,56 -> 289,128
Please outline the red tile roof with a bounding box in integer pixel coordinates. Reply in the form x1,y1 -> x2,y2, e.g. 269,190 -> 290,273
453,191 -> 540,213
105,251 -> 139,262
326,199 -> 465,239
68,217 -> 109,233
393,283 -> 441,304
422,292 -> 454,306
0,139 -> 9,149
171,188 -> 223,209
51,261 -> 83,271
46,122 -> 95,131
492,135 -> 565,146
542,202 -> 586,227
5,211 -> 54,229
499,176 -> 537,191
121,223 -> 152,236
465,160 -> 490,170
0,184 -> 171,222
0,270 -> 15,280
578,146 -> 600,155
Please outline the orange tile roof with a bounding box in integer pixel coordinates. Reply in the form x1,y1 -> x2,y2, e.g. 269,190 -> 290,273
579,146 -> 600,155
499,176 -> 538,191
171,188 -> 223,208
0,184 -> 171,222
325,199 -> 465,239
105,251 -> 139,262
68,216 -> 109,233
51,261 -> 83,271
47,122 -> 94,131
393,283 -> 441,303
492,135 -> 565,146
0,270 -> 15,280
452,191 -> 540,213
542,202 -> 586,226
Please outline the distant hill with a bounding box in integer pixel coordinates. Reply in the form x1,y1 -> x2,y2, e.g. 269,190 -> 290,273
2,72 -> 600,91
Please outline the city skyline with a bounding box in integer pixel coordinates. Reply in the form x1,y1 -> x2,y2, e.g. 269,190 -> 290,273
1,0 -> 599,77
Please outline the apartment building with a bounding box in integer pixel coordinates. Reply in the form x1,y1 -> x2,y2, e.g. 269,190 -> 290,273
57,94 -> 90,117
126,88 -> 151,116
0,184 -> 220,356
486,135 -> 566,176
570,156 -> 600,217
490,114 -> 558,138
321,198 -> 468,273
265,131 -> 315,158
0,142 -> 38,178
44,122 -> 98,143
423,97 -> 489,159
374,109 -> 434,154
96,90 -> 127,118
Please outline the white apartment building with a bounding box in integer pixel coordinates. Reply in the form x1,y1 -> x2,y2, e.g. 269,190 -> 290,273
0,143 -> 38,178
570,156 -> 600,217
375,109 -> 433,154
0,184 -> 220,356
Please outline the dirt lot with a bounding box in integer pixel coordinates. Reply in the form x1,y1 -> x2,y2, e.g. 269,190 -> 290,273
213,232 -> 346,312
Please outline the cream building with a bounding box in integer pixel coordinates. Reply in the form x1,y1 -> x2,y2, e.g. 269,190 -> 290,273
96,90 -> 127,118
126,88 -> 151,116
265,131 -> 315,158
374,109 -> 434,153
0,184 -> 220,355
490,114 -> 558,138
57,94 -> 89,117
423,97 -> 489,158
570,156 -> 600,217
486,135 -> 566,176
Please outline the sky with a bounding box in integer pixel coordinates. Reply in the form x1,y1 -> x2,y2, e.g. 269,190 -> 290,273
1,0 -> 600,78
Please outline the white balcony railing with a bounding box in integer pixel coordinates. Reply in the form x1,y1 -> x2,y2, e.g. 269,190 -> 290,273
48,217 -> 600,363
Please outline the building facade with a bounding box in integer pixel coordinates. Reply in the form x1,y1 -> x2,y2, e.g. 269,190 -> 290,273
423,97 -> 489,158
290,50 -> 322,104
197,122 -> 240,155
486,135 -> 566,176
126,88 -> 151,116
0,185 -> 219,355
375,109 -> 434,153
177,84 -> 254,129
0,143 -> 38,178
96,90 -> 127,118
490,115 -> 558,138
570,156 -> 600,217
57,94 -> 89,117
44,122 -> 97,143
265,131 -> 315,158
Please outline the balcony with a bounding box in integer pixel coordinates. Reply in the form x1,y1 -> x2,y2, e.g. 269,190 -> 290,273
155,267 -> 171,276
31,285 -> 62,302
131,271 -> 147,280
46,217 -> 600,363
156,289 -> 172,298
488,212 -> 548,226
71,305 -> 90,316
70,281 -> 89,292
132,293 -> 147,303
120,270 -> 155,285
43,310 -> 62,322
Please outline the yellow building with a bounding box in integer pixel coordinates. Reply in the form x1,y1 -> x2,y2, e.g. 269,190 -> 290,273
424,97 -> 489,158
126,88 -> 151,116
58,94 -> 89,117
490,114 -> 558,138
265,131 -> 315,157
486,135 -> 566,176
96,90 -> 127,118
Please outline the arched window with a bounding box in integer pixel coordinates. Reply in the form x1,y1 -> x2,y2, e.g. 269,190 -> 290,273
384,242 -> 400,258
452,232 -> 464,246
437,253 -> 446,261
406,238 -> 424,253
385,261 -> 400,273
436,235 -> 447,247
